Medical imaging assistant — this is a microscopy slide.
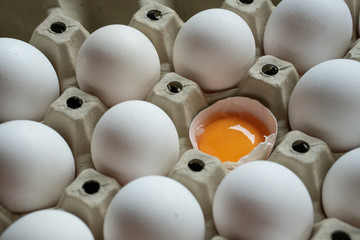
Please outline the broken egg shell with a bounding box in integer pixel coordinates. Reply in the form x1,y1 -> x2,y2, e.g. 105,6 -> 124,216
189,97 -> 277,170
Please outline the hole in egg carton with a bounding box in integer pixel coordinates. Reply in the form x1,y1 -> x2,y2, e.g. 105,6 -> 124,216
82,180 -> 100,195
167,81 -> 183,93
331,231 -> 352,240
239,0 -> 254,4
163,0 -> 224,22
66,96 -> 83,109
50,22 -> 66,34
188,159 -> 205,172
292,140 -> 310,153
310,218 -> 360,240
147,9 -> 162,21
262,63 -> 279,76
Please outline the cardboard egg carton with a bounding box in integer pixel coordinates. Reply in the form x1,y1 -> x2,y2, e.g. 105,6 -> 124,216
1,0 -> 360,239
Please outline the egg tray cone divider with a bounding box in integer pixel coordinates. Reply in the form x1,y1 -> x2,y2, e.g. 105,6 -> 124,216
57,168 -> 121,240
2,0 -> 360,239
43,87 -> 108,176
268,131 -> 336,223
237,55 -> 299,145
29,12 -> 90,93
310,218 -> 360,240
129,2 -> 184,74
345,38 -> 360,62
169,149 -> 228,240
222,0 -> 275,56
146,73 -> 209,136
0,206 -> 19,234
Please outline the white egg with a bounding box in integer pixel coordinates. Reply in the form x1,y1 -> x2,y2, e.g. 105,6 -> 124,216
264,0 -> 352,75
322,147 -> 360,228
173,8 -> 256,92
0,120 -> 75,213
0,209 -> 94,240
76,24 -> 160,107
91,100 -> 179,185
288,59 -> 360,153
103,176 -> 205,240
0,38 -> 59,123
213,160 -> 313,240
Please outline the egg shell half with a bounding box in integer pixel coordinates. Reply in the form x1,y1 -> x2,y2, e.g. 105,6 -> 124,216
189,97 -> 277,170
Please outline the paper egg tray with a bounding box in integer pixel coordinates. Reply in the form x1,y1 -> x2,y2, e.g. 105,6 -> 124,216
1,0 -> 360,239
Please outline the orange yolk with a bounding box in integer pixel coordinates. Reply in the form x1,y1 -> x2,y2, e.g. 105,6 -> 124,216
198,115 -> 268,163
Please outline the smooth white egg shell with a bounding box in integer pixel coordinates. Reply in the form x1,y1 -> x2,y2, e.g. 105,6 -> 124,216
322,147 -> 360,228
264,0 -> 352,75
76,24 -> 160,107
103,176 -> 205,240
173,8 -> 256,92
0,209 -> 94,240
213,160 -> 313,240
0,120 -> 75,213
91,100 -> 179,185
288,59 -> 360,153
0,38 -> 59,123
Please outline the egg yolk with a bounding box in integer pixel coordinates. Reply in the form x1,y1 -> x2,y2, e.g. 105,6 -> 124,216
198,115 -> 268,163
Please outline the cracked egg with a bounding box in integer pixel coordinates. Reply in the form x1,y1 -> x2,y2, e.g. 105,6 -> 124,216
189,96 -> 277,170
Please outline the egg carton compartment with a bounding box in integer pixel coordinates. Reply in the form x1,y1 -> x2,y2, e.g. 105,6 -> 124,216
310,218 -> 360,240
57,168 -> 120,240
43,87 -> 108,175
1,0 -> 360,239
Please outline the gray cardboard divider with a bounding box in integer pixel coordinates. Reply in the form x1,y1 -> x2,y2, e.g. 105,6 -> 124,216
169,149 -> 228,240
43,87 -> 107,176
268,131 -> 335,223
146,72 -> 208,138
57,168 -> 121,240
29,12 -> 89,92
130,2 -> 184,74
310,218 -> 360,240
222,0 -> 274,56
